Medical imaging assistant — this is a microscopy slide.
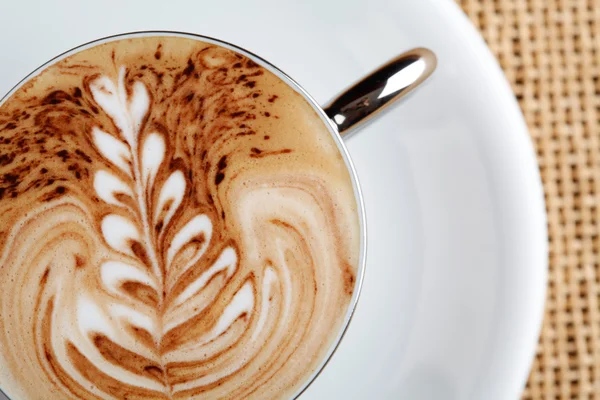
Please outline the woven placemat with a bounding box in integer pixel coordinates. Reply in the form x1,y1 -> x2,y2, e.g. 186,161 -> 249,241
457,0 -> 600,398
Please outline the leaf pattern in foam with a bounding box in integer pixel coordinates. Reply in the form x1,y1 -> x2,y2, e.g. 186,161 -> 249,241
75,297 -> 162,389
141,133 -> 164,190
101,214 -> 140,257
191,282 -> 253,347
100,261 -> 158,297
94,170 -> 133,208
110,303 -> 158,338
167,215 -> 213,266
92,127 -> 132,176
163,246 -> 238,335
154,170 -> 185,231
85,66 -> 254,394
89,67 -> 149,148
76,296 -> 116,339
172,246 -> 237,308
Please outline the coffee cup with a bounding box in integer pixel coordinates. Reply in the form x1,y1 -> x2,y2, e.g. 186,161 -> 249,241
0,31 -> 435,399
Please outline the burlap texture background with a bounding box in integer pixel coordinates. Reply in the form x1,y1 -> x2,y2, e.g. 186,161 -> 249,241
458,0 -> 600,397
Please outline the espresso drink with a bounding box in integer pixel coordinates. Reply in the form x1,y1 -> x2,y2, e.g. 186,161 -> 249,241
0,36 -> 360,399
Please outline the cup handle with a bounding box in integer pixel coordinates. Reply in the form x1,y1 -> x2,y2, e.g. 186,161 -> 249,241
323,48 -> 437,138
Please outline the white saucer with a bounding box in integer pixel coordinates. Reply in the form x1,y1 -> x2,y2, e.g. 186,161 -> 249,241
0,0 -> 547,399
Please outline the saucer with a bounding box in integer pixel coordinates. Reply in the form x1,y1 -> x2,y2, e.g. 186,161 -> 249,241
0,0 -> 547,398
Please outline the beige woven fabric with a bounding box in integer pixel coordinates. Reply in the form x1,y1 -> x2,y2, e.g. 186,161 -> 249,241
457,0 -> 600,398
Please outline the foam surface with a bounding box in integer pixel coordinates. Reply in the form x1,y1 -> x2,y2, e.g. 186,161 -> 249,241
0,36 -> 360,399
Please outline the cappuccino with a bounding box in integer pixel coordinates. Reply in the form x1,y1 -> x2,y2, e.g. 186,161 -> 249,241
0,36 -> 360,399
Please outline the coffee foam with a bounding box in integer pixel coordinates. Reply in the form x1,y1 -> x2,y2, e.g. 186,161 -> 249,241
0,36 -> 360,399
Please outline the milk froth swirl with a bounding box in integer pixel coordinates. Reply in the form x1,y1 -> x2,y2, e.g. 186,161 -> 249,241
0,37 -> 360,399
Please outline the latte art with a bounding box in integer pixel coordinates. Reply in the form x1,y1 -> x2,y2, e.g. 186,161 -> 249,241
0,36 -> 360,399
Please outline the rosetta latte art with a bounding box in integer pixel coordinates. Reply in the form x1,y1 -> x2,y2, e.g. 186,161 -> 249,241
0,36 -> 360,399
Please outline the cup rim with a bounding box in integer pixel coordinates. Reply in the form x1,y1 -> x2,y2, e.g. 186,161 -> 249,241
0,30 -> 367,400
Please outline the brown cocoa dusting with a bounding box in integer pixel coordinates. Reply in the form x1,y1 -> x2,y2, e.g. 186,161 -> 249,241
57,150 -> 69,161
217,155 -> 227,170
3,173 -> 18,184
74,255 -> 85,268
249,148 -> 293,159
75,149 -> 92,163
0,153 -> 14,166
215,172 -> 225,185
182,59 -> 195,76
236,130 -> 255,137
